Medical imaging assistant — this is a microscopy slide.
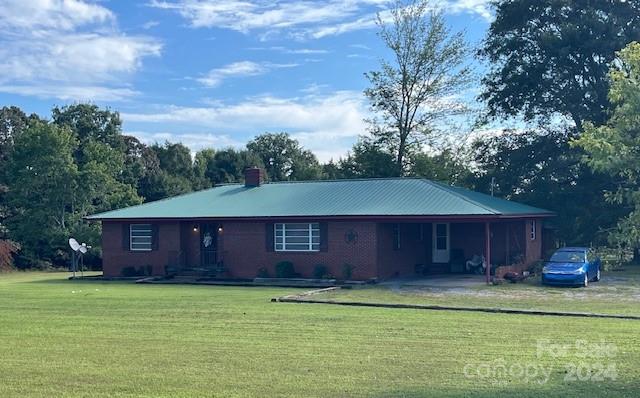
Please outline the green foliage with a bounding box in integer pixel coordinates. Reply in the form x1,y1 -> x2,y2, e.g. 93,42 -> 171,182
574,42 -> 640,251
336,139 -> 398,178
312,264 -> 329,279
330,139 -> 471,184
274,261 -> 296,278
468,129 -> 624,246
247,132 -> 321,181
409,149 -> 470,185
1,105 -> 147,268
479,0 -> 640,130
197,148 -> 265,185
341,263 -> 355,280
52,104 -> 125,164
594,247 -> 629,272
365,0 -> 472,173
5,122 -> 78,266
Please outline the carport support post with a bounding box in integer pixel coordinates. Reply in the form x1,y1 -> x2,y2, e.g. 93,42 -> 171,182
485,221 -> 491,284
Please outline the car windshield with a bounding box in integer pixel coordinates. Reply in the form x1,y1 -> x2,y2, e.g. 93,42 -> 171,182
549,251 -> 585,263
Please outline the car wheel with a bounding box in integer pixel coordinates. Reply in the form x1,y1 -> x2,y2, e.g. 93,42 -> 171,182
594,268 -> 601,282
582,274 -> 589,288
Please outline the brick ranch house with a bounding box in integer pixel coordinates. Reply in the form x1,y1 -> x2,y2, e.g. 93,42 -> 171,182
87,168 -> 554,282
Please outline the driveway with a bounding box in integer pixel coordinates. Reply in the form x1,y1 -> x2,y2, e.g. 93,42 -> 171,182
380,274 -> 487,289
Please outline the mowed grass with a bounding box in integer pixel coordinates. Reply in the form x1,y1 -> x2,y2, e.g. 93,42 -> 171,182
319,268 -> 640,317
0,273 -> 639,397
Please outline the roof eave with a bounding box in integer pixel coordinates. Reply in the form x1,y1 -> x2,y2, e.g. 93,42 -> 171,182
85,212 -> 555,222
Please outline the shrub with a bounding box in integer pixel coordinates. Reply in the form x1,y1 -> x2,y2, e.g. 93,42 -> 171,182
595,247 -> 628,271
275,261 -> 295,278
257,266 -> 270,278
312,264 -> 329,279
527,260 -> 545,275
341,263 -> 355,280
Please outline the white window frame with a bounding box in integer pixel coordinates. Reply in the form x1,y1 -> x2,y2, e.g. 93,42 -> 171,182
274,223 -> 320,252
530,220 -> 536,241
130,224 -> 153,251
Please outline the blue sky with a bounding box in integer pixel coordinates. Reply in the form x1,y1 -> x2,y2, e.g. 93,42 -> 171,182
0,0 -> 493,161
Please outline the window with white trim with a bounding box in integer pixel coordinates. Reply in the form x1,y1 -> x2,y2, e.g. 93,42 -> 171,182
275,223 -> 320,252
530,220 -> 536,240
130,224 -> 153,251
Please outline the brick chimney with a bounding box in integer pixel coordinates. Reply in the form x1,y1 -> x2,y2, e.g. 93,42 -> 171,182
244,167 -> 263,187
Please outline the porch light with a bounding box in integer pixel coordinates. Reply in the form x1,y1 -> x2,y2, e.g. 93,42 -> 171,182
218,225 -> 223,233
193,224 -> 198,232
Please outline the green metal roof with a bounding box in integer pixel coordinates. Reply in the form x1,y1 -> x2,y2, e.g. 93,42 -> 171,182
86,178 -> 553,220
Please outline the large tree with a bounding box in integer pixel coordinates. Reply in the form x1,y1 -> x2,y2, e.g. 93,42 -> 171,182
335,139 -> 397,179
52,104 -> 125,165
364,0 -> 472,174
5,122 -> 78,266
479,0 -> 640,131
247,133 -> 321,181
197,148 -> 265,185
574,42 -> 640,253
0,107 -> 34,241
469,129 -> 623,246
139,142 -> 196,201
1,106 -> 32,166
409,149 -> 470,185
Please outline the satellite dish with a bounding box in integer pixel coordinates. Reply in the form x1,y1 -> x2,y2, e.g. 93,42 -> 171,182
79,244 -> 87,254
69,238 -> 81,252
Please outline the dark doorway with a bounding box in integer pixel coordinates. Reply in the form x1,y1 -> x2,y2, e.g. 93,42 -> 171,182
200,223 -> 218,268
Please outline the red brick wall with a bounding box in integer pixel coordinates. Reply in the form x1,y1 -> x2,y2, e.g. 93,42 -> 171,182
376,223 -> 427,279
220,221 -> 378,280
181,222 -> 201,267
100,218 -> 546,280
101,221 -> 180,277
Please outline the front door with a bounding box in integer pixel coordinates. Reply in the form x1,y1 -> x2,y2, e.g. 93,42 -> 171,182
432,223 -> 450,263
200,223 -> 218,268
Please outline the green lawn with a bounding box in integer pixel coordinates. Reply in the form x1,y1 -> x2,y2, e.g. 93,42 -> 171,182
1,272 -> 639,397
318,268 -> 640,317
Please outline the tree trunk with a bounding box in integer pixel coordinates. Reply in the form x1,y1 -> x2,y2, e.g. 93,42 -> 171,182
633,247 -> 640,265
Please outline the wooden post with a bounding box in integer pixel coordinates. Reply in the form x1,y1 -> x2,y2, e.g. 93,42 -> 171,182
505,223 -> 510,265
485,221 -> 491,284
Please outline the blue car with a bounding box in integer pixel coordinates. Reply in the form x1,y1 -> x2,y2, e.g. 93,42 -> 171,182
542,247 -> 601,287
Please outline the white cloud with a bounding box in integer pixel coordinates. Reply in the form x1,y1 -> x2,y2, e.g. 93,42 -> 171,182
149,0 -> 492,40
249,46 -> 329,54
0,0 -> 114,31
142,20 -> 161,29
0,0 -> 161,101
196,61 -> 297,87
148,0 -> 386,32
129,131 -> 244,152
122,91 -> 369,161
447,0 -> 492,21
0,85 -> 140,102
0,34 -> 161,83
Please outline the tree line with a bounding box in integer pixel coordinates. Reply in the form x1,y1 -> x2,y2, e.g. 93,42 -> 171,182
2,0 -> 640,269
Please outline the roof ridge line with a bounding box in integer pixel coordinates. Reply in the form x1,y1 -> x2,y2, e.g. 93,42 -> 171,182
265,177 -> 422,184
421,180 -> 500,215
